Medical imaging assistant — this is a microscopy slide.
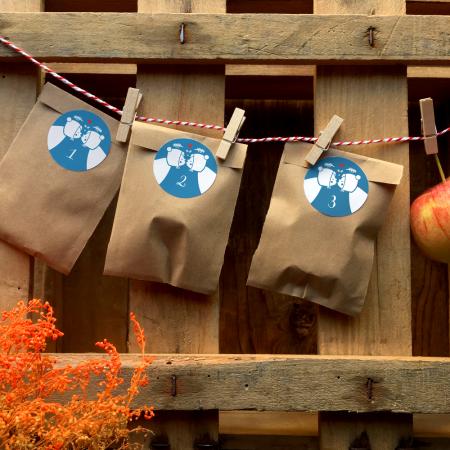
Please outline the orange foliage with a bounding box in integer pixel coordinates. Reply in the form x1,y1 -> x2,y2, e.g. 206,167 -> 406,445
0,300 -> 154,449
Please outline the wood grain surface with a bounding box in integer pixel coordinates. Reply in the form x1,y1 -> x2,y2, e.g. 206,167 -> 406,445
47,353 -> 450,414
314,0 -> 413,449
0,0 -> 41,310
130,2 -> 224,449
1,13 -> 450,63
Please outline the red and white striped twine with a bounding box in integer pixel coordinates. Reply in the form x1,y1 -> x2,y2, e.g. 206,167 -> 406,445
1,35 -> 449,146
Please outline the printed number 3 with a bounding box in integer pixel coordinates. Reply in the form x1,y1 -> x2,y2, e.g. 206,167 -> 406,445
176,175 -> 187,188
328,195 -> 337,209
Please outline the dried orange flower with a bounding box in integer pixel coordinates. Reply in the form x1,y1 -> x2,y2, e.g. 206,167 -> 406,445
0,300 -> 154,449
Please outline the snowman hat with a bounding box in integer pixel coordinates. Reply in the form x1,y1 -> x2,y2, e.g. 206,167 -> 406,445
194,148 -> 209,159
341,172 -> 361,180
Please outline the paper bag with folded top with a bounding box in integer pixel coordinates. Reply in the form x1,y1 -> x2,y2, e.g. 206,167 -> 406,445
104,121 -> 248,294
0,83 -> 127,273
247,142 -> 403,316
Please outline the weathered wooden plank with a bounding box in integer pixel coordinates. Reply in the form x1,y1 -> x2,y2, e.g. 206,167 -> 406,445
226,65 -> 315,76
1,0 -> 42,10
316,69 -> 412,356
220,411 -> 318,436
320,413 -> 412,449
0,0 -> 42,310
232,65 -> 450,79
315,1 -> 412,449
131,12 -> 223,357
2,13 -> 450,64
220,412 -> 450,439
36,64 -> 450,79
48,353 -> 450,414
130,2 -> 223,449
47,63 -> 137,74
415,414 -> 450,438
408,67 -> 450,78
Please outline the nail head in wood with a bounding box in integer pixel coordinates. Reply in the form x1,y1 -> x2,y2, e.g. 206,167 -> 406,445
216,108 -> 246,160
179,23 -> 185,44
305,114 -> 343,166
116,87 -> 142,143
419,97 -> 439,155
171,374 -> 177,397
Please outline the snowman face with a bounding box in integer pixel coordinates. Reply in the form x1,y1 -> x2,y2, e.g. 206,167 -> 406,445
338,173 -> 361,193
186,153 -> 209,172
81,130 -> 104,150
317,167 -> 337,188
166,147 -> 186,168
63,117 -> 82,140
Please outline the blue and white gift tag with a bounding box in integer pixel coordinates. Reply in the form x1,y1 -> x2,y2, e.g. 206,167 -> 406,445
153,138 -> 218,198
304,156 -> 369,217
48,109 -> 111,171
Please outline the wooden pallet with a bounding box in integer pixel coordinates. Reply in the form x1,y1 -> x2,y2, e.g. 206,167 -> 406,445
1,0 -> 450,449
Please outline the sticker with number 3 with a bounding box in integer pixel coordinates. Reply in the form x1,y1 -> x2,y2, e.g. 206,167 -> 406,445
328,195 -> 337,209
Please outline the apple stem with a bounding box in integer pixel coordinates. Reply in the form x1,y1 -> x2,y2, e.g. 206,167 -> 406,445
434,154 -> 446,183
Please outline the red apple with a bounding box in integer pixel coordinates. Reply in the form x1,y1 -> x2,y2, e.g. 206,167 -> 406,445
410,178 -> 450,264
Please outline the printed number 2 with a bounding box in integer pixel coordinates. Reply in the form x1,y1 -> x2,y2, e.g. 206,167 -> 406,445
328,195 -> 337,209
176,175 -> 187,188
67,149 -> 77,160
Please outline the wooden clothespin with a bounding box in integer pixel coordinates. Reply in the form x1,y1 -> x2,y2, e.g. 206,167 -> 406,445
116,87 -> 143,143
419,97 -> 439,155
420,97 -> 446,182
305,115 -> 344,166
216,108 -> 246,160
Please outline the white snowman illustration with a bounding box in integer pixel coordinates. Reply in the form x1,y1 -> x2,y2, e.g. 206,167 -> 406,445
63,116 -> 83,140
166,144 -> 186,168
82,129 -> 104,149
304,164 -> 337,203
338,172 -> 361,193
81,128 -> 107,170
48,115 -> 83,150
317,166 -> 337,188
187,153 -> 209,173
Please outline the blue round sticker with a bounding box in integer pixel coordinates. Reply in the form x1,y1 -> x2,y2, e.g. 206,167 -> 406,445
48,109 -> 111,171
153,138 -> 218,198
304,156 -> 369,217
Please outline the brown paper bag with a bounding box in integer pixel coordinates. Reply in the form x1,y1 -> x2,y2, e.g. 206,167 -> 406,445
0,83 -> 127,274
104,121 -> 248,294
247,142 -> 403,316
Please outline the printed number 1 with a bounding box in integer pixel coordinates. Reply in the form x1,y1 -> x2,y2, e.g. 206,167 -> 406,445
67,149 -> 77,160
328,195 -> 337,209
